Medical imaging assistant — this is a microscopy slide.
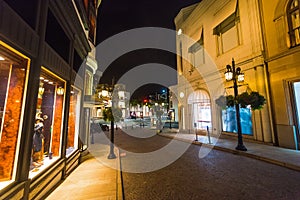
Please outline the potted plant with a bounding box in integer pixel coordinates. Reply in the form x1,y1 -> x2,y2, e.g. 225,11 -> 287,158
237,91 -> 266,110
216,91 -> 266,110
215,95 -> 235,109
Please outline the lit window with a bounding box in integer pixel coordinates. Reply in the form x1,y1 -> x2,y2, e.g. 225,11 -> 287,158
29,67 -> 66,178
287,0 -> 300,47
66,87 -> 81,157
213,6 -> 240,55
0,41 -> 30,189
221,106 -> 253,135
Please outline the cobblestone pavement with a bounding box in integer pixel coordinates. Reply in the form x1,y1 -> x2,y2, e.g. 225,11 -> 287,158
115,128 -> 300,200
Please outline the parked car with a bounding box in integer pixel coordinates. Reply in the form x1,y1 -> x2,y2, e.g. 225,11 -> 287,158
100,124 -> 109,131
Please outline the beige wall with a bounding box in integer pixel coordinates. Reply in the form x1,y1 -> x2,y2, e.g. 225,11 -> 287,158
261,0 -> 300,149
175,0 -> 273,143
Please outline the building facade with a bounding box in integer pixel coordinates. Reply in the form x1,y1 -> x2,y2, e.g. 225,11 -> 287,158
260,0 -> 300,149
0,0 -> 101,199
175,0 -> 274,145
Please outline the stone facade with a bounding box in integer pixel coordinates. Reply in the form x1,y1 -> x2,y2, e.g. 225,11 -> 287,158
260,0 -> 300,149
175,0 -> 273,144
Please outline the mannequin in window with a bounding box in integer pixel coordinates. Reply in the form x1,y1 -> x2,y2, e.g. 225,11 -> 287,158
32,119 -> 45,167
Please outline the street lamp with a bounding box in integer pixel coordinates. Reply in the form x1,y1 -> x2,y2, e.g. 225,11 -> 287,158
108,79 -> 117,159
224,58 -> 247,151
97,81 -> 117,159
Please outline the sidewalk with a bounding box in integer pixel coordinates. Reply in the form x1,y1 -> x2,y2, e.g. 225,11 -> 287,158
46,144 -> 123,200
158,129 -> 300,171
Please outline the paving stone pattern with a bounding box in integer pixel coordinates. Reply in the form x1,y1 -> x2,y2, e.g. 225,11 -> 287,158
115,129 -> 300,200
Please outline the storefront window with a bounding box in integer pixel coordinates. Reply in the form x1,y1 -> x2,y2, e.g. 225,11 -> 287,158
66,86 -> 81,157
0,41 -> 30,189
29,67 -> 65,178
221,106 -> 253,135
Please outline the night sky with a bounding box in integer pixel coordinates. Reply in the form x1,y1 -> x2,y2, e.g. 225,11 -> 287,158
96,0 -> 200,99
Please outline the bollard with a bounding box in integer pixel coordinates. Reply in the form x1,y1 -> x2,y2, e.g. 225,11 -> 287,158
207,126 -> 211,144
195,129 -> 198,141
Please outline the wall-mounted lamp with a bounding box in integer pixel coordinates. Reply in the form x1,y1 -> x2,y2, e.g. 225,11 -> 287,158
177,28 -> 182,36
179,92 -> 185,98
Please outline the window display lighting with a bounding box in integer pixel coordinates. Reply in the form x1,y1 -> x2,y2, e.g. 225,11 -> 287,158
56,87 -> 64,95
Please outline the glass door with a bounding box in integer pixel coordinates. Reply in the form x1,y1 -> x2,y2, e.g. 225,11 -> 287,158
293,82 -> 300,148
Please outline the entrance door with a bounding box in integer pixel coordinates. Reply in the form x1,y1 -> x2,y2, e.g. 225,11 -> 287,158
292,82 -> 300,148
188,90 -> 212,131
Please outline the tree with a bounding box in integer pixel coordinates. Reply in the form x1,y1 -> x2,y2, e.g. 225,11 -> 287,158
102,107 -> 122,122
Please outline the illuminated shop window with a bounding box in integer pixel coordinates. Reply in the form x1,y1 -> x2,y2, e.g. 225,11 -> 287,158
66,86 -> 81,157
221,106 -> 253,135
29,67 -> 66,178
0,41 -> 30,189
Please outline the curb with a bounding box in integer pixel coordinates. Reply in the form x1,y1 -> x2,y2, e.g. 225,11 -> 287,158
158,133 -> 300,172
115,147 -> 124,200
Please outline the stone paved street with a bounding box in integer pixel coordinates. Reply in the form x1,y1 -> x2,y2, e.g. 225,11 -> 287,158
115,128 -> 300,200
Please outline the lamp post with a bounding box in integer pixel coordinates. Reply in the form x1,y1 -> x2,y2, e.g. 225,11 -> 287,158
224,58 -> 247,151
107,78 -> 117,159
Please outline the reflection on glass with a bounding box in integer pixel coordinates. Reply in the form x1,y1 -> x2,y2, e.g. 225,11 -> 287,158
0,41 -> 29,189
66,87 -> 81,156
222,106 -> 253,135
29,67 -> 65,177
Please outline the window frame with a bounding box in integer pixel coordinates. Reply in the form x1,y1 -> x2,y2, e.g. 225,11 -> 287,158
287,0 -> 300,47
213,7 -> 241,55
188,30 -> 204,73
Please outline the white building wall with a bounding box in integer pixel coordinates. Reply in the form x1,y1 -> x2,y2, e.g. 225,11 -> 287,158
175,0 -> 273,142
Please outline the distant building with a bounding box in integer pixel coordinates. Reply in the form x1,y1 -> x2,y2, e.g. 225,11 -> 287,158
169,85 -> 179,122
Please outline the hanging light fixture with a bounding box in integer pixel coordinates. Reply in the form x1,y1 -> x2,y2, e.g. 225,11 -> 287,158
101,89 -> 108,97
38,82 -> 44,96
57,86 -> 64,95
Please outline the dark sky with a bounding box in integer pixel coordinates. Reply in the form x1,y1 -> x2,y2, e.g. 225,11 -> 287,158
96,0 -> 200,99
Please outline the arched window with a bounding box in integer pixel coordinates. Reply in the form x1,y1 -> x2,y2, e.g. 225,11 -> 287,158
287,0 -> 300,47
188,90 -> 211,130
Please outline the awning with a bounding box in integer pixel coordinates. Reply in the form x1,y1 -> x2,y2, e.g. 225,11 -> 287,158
188,27 -> 203,53
212,0 -> 237,29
